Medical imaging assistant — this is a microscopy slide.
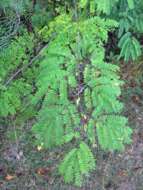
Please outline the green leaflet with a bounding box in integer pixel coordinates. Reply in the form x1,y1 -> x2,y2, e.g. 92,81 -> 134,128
134,15 -> 143,32
127,0 -> 134,9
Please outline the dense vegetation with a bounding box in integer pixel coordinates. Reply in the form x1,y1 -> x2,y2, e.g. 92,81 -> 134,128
0,0 -> 143,187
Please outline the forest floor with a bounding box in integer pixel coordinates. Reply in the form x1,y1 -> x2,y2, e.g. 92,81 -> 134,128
0,63 -> 143,190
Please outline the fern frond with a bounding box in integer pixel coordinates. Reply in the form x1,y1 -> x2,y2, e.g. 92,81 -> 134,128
118,32 -> 141,61
59,142 -> 95,186
96,116 -> 132,150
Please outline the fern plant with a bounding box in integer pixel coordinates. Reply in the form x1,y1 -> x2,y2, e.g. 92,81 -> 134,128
32,13 -> 132,186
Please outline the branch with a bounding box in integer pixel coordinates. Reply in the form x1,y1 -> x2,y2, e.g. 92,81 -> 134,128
5,43 -> 48,86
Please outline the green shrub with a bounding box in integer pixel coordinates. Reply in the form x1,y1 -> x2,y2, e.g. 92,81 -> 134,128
32,14 -> 132,186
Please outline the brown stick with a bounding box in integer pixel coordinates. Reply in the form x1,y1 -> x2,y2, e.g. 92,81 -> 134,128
5,44 -> 48,86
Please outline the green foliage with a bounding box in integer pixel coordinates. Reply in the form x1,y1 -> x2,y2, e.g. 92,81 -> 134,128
79,0 -> 88,8
126,0 -> 134,9
0,0 -> 16,8
96,116 -> 132,150
32,14 -> 132,186
118,32 -> 141,61
0,0 -> 31,14
59,142 -> 95,186
95,0 -> 119,15
0,80 -> 31,117
0,32 -> 34,117
114,0 -> 142,61
93,0 -> 143,61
